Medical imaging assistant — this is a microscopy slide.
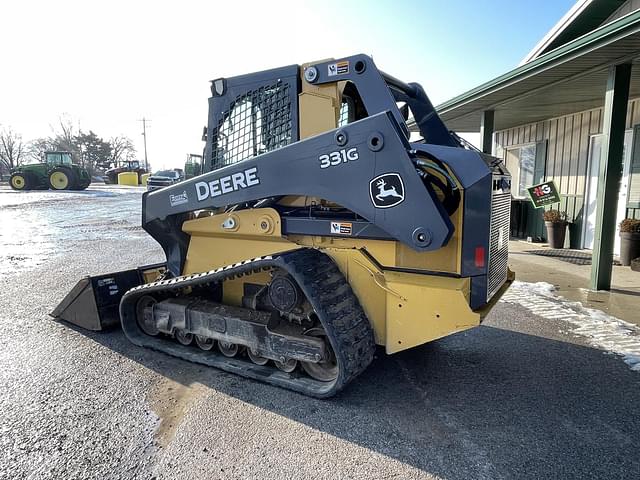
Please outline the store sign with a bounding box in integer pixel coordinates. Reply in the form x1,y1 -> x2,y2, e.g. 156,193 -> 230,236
527,181 -> 561,208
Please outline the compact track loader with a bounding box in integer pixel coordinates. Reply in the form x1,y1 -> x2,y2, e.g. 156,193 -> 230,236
53,55 -> 513,398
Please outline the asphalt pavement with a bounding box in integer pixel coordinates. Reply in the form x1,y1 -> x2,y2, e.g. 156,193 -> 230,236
0,185 -> 638,480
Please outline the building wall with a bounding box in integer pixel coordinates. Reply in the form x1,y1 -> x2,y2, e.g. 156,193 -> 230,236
495,97 -> 640,246
604,0 -> 640,24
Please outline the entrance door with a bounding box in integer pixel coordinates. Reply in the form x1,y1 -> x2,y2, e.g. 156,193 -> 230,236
583,129 -> 633,253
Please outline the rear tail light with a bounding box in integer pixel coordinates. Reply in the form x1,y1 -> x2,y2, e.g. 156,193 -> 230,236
475,246 -> 486,268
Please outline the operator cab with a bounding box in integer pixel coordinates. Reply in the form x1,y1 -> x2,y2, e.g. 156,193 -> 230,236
45,151 -> 73,165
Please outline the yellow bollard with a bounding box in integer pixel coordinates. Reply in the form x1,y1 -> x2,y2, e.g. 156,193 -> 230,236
117,172 -> 139,186
141,173 -> 150,186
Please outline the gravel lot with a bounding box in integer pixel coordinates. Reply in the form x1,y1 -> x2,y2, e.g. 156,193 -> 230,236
0,185 -> 638,479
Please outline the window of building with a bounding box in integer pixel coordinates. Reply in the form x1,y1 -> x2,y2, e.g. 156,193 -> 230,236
629,126 -> 640,208
505,143 -> 536,198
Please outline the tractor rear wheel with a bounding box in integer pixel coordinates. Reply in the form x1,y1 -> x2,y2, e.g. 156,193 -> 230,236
10,172 -> 32,191
71,177 -> 91,190
48,168 -> 76,190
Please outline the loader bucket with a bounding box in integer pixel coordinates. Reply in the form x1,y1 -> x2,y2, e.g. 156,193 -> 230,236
51,263 -> 166,331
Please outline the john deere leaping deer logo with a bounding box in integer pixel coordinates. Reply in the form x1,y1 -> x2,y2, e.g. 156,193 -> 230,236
375,179 -> 402,201
369,173 -> 405,208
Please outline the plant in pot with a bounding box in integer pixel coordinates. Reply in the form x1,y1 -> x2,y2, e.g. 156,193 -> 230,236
543,209 -> 568,248
619,218 -> 640,266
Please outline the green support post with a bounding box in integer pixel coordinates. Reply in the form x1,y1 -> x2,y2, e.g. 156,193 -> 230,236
590,63 -> 632,290
480,110 -> 495,154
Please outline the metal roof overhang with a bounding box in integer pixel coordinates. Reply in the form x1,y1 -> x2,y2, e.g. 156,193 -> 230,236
436,11 -> 640,132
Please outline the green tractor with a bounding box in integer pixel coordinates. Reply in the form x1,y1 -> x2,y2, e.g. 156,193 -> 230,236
9,151 -> 91,191
184,153 -> 202,179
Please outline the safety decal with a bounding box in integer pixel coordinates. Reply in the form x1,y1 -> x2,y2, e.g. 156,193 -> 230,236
97,277 -> 119,296
97,278 -> 115,287
169,190 -> 189,207
369,173 -> 405,209
328,60 -> 349,76
330,222 -> 352,235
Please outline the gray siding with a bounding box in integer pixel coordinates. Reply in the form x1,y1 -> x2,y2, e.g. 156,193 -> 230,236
604,0 -> 640,24
496,98 -> 640,245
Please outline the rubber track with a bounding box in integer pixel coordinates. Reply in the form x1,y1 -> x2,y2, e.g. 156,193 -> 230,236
119,248 -> 376,398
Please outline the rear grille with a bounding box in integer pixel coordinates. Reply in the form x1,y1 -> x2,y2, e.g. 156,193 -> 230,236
487,184 -> 511,300
211,81 -> 292,171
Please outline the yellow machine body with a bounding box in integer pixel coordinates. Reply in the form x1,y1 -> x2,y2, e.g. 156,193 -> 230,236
181,207 -> 508,355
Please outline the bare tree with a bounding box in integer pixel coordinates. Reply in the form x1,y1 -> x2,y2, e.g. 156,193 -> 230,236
1,116 -> 137,178
26,138 -> 56,163
109,135 -> 137,168
0,127 -> 26,174
52,114 -> 78,153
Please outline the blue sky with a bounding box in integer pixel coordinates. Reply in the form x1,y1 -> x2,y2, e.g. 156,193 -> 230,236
1,0 -> 577,169
334,0 -> 577,104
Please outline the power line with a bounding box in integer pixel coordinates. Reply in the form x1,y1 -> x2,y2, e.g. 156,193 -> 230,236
138,117 -> 151,171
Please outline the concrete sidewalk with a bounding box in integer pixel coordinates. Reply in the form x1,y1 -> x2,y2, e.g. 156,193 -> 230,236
508,240 -> 640,326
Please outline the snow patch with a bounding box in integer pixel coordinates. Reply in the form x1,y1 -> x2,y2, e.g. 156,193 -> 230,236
501,281 -> 640,372
0,185 -> 145,277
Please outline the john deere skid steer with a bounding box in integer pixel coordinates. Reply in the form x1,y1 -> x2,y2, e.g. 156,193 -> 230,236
53,55 -> 513,398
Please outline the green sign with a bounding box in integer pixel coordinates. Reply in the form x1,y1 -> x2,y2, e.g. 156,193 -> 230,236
527,181 -> 561,208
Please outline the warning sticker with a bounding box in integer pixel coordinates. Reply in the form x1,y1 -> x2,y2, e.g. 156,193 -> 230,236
330,222 -> 352,235
97,278 -> 115,287
328,60 -> 349,77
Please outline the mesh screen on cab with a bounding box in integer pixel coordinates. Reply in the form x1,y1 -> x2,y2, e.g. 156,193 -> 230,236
211,81 -> 292,170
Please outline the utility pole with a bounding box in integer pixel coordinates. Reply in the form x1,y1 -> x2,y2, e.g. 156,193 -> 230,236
138,117 -> 151,171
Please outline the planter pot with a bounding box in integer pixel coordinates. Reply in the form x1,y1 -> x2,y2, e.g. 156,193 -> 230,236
620,231 -> 640,266
545,221 -> 567,248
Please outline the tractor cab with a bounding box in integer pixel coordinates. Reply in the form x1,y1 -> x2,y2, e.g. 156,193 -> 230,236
184,154 -> 202,179
45,151 -> 73,166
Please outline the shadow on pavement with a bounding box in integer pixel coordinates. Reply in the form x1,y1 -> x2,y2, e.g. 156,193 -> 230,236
76,322 -> 640,479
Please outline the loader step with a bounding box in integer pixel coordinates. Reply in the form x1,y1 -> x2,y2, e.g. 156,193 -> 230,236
119,248 -> 376,398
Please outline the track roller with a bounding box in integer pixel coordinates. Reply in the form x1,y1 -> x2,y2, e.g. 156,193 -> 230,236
247,348 -> 269,365
175,329 -> 193,345
300,327 -> 339,382
136,296 -> 159,336
218,341 -> 239,357
195,335 -> 215,351
275,358 -> 298,373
